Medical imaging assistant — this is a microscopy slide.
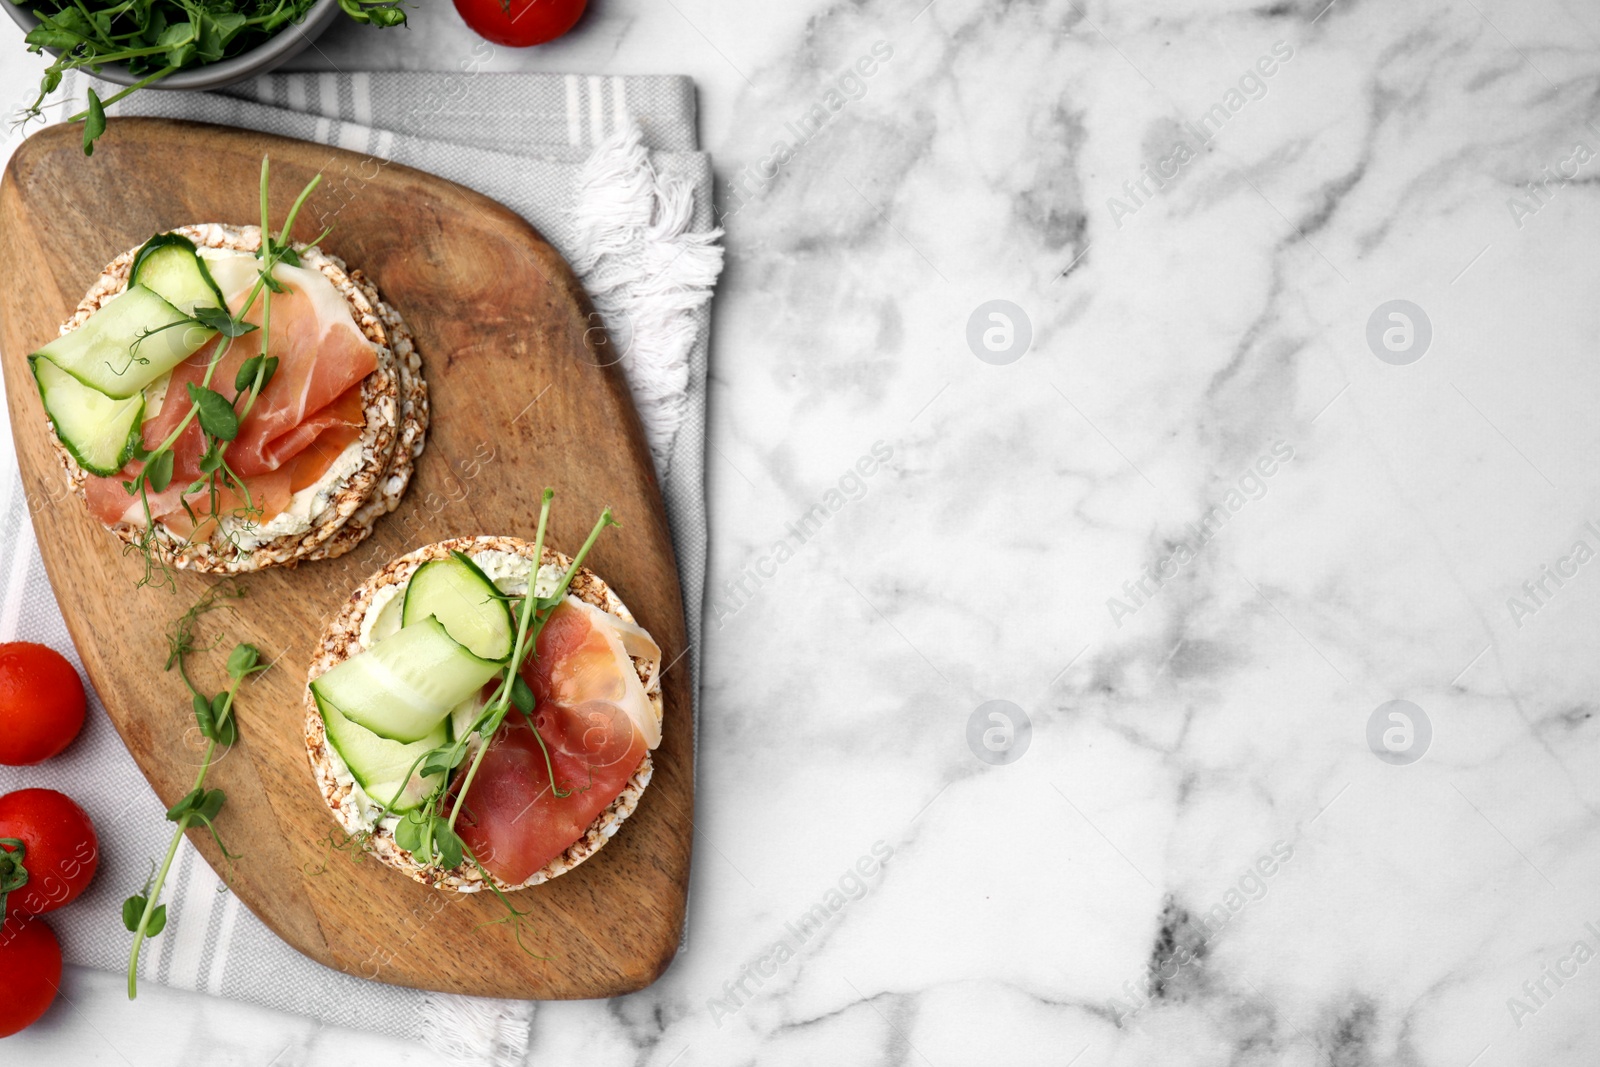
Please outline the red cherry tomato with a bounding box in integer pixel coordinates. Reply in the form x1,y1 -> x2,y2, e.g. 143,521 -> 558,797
0,915 -> 62,1037
452,0 -> 587,47
0,643 -> 87,766
0,790 -> 99,920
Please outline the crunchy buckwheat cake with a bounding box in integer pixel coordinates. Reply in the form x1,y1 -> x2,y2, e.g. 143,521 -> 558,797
300,278 -> 429,563
35,223 -> 428,573
304,535 -> 664,894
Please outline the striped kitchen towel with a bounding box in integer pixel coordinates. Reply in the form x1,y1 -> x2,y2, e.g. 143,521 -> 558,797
0,68 -> 720,1063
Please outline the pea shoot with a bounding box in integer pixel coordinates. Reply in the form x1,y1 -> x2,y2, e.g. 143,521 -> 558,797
336,491 -> 616,956
124,581 -> 270,998
15,0 -> 407,155
124,156 -> 327,588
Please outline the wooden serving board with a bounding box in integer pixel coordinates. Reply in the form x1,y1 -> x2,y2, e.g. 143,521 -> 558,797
0,119 -> 693,999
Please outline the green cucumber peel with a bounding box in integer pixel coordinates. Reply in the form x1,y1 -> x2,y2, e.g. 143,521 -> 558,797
130,232 -> 229,311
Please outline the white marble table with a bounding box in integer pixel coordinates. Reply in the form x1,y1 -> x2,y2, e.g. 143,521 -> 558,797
6,1 -> 1600,1063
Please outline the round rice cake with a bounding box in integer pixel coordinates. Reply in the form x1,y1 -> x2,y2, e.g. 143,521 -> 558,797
299,273 -> 429,562
304,535 -> 661,894
41,223 -> 420,573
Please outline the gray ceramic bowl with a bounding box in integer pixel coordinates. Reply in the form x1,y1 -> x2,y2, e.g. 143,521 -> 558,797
3,0 -> 342,90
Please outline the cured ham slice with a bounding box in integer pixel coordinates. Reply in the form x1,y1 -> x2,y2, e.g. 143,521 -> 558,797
453,597 -> 662,885
82,252 -> 377,529
197,254 -> 378,476
275,383 -> 366,488
534,598 -> 663,749
155,468 -> 294,541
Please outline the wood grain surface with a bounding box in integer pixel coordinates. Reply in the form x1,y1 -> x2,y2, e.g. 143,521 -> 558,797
0,118 -> 693,999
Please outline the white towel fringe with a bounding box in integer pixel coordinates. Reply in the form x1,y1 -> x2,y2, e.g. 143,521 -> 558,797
571,122 -> 724,477
418,993 -> 535,1066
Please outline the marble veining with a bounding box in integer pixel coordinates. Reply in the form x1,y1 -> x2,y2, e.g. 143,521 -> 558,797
5,0 -> 1600,1063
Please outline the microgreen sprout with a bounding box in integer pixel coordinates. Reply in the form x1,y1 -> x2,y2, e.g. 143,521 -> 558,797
126,583 -> 269,998
123,156 -> 321,589
338,492 -> 617,957
16,0 -> 407,155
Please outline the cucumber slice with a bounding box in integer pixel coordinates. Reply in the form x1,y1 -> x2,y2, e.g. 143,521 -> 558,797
129,233 -> 227,315
32,285 -> 214,399
310,615 -> 501,743
447,694 -> 486,745
30,355 -> 144,476
401,554 -> 516,661
315,689 -> 446,814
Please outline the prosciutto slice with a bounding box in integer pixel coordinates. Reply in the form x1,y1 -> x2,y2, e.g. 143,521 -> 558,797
275,382 -> 367,486
154,469 -> 293,541
82,252 -> 377,530
452,597 -> 662,885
